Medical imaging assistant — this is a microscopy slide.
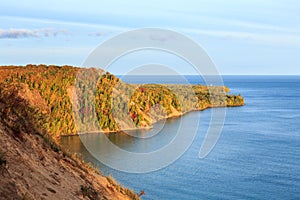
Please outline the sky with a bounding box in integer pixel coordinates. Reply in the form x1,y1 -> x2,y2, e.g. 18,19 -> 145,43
1,0 -> 300,75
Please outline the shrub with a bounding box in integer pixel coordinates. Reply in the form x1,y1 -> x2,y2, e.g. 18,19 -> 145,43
80,185 -> 99,200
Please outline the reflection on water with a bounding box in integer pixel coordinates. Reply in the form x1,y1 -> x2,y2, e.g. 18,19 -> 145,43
60,110 -> 203,174
60,112 -> 199,155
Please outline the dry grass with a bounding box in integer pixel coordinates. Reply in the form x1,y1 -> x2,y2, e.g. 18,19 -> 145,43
106,175 -> 140,200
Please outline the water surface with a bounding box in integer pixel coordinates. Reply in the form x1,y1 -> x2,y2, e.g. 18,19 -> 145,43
60,76 -> 300,199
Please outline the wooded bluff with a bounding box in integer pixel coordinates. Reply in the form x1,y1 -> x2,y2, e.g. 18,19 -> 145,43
0,65 -> 244,137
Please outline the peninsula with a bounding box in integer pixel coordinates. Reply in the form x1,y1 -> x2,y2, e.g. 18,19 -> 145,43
0,65 -> 244,136
0,65 -> 244,199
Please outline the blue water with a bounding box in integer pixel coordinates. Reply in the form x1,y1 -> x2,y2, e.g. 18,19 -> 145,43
60,76 -> 300,199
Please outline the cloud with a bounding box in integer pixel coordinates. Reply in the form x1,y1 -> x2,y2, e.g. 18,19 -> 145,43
88,31 -> 110,37
0,28 -> 69,39
224,19 -> 300,33
183,28 -> 300,46
1,16 -> 129,31
188,16 -> 300,34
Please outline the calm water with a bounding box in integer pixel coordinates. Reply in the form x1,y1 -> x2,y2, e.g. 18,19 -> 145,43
60,76 -> 300,199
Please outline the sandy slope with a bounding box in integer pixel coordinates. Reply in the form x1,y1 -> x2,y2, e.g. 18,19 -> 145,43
0,84 -> 139,200
0,124 -> 139,200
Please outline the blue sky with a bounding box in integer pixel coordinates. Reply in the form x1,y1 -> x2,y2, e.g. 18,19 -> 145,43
1,0 -> 300,74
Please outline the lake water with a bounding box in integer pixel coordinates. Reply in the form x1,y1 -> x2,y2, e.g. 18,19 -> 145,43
60,76 -> 300,199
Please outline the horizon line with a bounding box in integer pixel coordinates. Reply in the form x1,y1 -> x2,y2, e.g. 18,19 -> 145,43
117,74 -> 300,76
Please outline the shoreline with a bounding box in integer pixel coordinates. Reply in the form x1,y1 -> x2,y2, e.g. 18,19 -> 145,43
60,103 -> 244,137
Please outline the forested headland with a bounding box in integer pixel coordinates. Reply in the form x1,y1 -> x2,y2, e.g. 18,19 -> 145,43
0,65 -> 244,138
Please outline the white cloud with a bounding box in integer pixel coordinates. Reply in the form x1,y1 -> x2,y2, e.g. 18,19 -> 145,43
0,16 -> 129,31
223,19 -> 300,33
2,15 -> 300,46
0,28 -> 69,39
183,28 -> 300,46
186,16 -> 300,34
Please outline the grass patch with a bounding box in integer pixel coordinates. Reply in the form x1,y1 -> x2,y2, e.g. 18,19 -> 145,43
106,175 -> 140,200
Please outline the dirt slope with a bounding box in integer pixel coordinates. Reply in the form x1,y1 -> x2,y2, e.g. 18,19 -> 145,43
0,83 -> 139,200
